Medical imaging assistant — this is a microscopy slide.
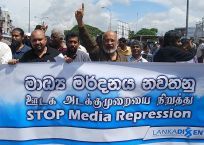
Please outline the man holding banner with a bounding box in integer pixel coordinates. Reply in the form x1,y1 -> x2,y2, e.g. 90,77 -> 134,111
8,29 -> 64,64
1,3 -> 204,145
19,29 -> 64,62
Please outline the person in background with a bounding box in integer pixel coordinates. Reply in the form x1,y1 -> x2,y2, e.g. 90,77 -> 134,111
128,40 -> 148,62
117,37 -> 132,57
196,39 -> 204,63
10,28 -> 31,60
49,28 -> 67,53
24,32 -> 32,47
141,42 -> 153,62
153,30 -> 196,62
180,37 -> 197,63
0,42 -> 12,64
35,24 -> 48,33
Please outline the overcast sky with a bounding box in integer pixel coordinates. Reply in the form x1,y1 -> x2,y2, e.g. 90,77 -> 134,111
1,0 -> 203,35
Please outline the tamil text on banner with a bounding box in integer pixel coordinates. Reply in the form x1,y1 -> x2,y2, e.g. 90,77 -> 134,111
0,62 -> 204,145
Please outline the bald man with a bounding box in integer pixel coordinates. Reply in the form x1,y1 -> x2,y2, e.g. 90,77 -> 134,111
75,4 -> 127,62
19,29 -> 64,62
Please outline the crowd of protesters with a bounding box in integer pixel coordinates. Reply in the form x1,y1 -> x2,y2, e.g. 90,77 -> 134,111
0,4 -> 203,65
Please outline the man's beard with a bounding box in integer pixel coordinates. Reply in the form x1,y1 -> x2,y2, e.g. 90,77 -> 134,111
11,40 -> 21,50
66,47 -> 77,59
103,45 -> 117,54
33,45 -> 44,53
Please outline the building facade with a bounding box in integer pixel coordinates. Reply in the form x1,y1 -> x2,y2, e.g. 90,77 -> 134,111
0,7 -> 13,34
174,27 -> 196,38
117,20 -> 130,39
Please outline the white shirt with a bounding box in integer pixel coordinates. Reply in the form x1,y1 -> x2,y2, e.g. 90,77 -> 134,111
196,43 -> 204,58
128,55 -> 148,62
78,45 -> 88,54
0,42 -> 12,64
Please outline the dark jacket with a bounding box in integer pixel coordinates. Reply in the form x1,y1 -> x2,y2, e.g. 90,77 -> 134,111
20,47 -> 62,62
78,26 -> 127,62
153,46 -> 196,62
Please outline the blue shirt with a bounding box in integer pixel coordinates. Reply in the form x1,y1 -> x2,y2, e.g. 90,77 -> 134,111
12,45 -> 31,59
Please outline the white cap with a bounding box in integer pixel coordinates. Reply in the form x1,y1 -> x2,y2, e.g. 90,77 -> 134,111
25,32 -> 31,36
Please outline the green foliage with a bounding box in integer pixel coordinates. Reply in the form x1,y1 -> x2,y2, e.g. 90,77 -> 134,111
136,28 -> 158,36
128,28 -> 158,39
129,30 -> 135,39
64,24 -> 104,38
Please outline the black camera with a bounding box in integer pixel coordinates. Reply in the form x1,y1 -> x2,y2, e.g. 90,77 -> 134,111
181,38 -> 189,44
181,37 -> 194,44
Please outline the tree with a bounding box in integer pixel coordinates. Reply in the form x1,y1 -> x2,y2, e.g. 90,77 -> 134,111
129,30 -> 135,39
136,28 -> 158,36
64,24 -> 104,39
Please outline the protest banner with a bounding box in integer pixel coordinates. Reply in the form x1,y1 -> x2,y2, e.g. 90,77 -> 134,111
0,62 -> 204,145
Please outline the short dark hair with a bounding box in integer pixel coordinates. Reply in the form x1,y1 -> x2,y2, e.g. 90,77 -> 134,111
130,40 -> 143,49
35,25 -> 43,30
65,32 -> 79,42
119,37 -> 127,43
12,28 -> 24,37
163,30 -> 182,47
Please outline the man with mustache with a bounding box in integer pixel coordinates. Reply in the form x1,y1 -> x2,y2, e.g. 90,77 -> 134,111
64,32 -> 91,63
19,29 -> 64,62
75,4 -> 127,62
128,40 -> 148,62
10,28 -> 31,59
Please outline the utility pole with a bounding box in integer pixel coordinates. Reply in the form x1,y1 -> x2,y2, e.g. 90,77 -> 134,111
202,17 -> 204,37
28,0 -> 31,33
101,6 -> 112,31
185,0 -> 189,38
